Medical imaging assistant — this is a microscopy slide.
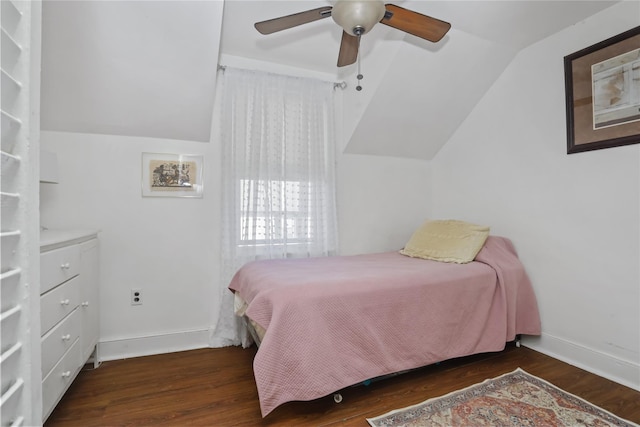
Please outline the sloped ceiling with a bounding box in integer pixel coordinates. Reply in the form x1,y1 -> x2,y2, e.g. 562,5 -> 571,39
342,0 -> 620,160
41,0 -> 619,158
40,0 -> 223,142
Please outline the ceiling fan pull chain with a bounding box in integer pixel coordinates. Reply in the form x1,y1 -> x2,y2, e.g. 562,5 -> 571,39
356,35 -> 363,91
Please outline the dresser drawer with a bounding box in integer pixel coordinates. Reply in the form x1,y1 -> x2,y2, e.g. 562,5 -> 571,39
40,276 -> 80,335
41,309 -> 81,379
42,338 -> 82,420
41,244 -> 80,294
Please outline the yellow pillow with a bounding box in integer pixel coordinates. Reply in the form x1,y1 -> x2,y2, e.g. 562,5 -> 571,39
400,219 -> 490,264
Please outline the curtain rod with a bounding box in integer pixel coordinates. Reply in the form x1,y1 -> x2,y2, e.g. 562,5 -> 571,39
217,65 -> 347,90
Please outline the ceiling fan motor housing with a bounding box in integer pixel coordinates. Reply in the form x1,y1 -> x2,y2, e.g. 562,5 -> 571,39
331,0 -> 386,36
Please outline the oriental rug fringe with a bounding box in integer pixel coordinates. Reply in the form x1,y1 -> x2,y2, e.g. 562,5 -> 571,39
367,368 -> 637,427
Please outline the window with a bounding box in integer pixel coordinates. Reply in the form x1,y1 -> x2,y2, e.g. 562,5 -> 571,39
239,179 -> 315,246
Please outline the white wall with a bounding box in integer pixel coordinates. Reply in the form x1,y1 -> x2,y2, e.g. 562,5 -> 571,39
337,154 -> 431,255
431,2 -> 640,390
40,59 -> 432,360
40,133 -> 221,358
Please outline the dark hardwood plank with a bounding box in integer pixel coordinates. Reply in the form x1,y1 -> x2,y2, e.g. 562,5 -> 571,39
46,344 -> 640,426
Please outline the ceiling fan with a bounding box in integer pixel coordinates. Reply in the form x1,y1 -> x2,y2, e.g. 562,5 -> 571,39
254,0 -> 451,68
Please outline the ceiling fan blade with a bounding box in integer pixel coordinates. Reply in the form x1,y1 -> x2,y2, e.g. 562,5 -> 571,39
381,4 -> 451,42
337,31 -> 359,67
255,6 -> 332,35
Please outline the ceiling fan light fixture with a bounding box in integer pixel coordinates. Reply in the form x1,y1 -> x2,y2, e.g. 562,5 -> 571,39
331,0 -> 386,36
254,1 -> 452,69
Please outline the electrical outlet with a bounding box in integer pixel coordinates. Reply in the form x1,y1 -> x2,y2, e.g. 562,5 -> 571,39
131,289 -> 143,305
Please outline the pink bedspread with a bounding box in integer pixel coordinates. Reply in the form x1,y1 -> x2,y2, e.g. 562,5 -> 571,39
228,236 -> 541,417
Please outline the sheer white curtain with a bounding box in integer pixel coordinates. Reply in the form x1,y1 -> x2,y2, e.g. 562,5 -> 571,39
210,67 -> 339,347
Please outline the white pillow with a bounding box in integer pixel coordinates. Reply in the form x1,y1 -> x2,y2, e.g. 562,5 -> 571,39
400,219 -> 490,264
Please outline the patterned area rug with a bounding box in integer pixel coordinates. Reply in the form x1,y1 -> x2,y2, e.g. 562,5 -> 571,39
367,368 -> 637,427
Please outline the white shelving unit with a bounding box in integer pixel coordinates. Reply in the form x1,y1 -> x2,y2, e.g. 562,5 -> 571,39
0,1 -> 43,425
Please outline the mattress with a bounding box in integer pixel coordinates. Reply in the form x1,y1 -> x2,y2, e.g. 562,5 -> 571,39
234,293 -> 266,343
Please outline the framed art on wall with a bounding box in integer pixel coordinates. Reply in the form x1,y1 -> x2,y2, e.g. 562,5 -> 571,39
142,153 -> 203,198
564,26 -> 640,154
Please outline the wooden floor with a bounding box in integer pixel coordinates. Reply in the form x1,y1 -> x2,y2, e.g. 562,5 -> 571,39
45,343 -> 640,426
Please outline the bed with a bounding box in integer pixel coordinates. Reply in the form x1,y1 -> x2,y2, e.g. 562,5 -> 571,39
228,230 -> 541,417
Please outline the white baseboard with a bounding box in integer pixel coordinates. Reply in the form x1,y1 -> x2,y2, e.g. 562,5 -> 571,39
522,333 -> 639,391
99,329 -> 210,362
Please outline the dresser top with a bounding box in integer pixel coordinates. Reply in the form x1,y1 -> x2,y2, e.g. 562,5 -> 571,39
40,228 -> 100,252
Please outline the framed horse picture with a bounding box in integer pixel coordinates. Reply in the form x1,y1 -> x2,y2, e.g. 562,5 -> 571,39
564,26 -> 640,154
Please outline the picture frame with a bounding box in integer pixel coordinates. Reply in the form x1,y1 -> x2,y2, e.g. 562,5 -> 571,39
564,26 -> 640,154
141,153 -> 203,198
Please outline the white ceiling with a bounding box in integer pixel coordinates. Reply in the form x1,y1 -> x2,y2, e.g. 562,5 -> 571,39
41,0 -> 224,142
221,0 -> 618,73
40,0 -> 620,158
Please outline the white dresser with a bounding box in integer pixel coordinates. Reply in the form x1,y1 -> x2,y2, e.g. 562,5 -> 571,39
40,229 -> 100,422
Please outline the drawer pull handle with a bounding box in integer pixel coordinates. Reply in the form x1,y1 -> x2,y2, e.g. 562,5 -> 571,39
61,371 -> 71,378
62,334 -> 71,341
81,301 -> 89,307
60,263 -> 71,270
60,299 -> 70,305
